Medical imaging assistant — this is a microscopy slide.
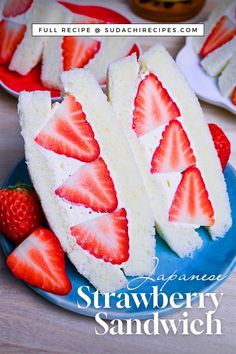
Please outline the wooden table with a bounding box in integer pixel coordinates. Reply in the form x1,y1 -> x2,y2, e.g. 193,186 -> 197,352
0,1 -> 235,353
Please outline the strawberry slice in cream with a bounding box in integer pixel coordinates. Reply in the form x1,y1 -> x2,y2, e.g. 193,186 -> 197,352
0,19 -> 26,65
192,0 -> 236,54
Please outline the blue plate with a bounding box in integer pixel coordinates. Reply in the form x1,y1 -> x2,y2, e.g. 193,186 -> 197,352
0,159 -> 236,319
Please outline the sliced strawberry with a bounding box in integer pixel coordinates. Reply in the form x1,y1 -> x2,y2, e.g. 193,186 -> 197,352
62,37 -> 100,71
232,87 -> 236,106
132,73 -> 180,137
3,0 -> 33,17
201,16 -> 236,58
169,166 -> 214,226
0,19 -> 26,65
7,228 -> 72,295
71,208 -> 129,265
35,95 -> 100,162
151,120 -> 196,174
55,157 -> 118,213
208,123 -> 231,171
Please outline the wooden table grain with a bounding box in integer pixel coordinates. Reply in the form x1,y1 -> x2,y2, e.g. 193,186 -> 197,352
0,1 -> 236,353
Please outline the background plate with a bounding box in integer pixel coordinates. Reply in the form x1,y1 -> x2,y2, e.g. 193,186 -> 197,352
0,2 -> 140,101
176,37 -> 236,115
0,159 -> 236,320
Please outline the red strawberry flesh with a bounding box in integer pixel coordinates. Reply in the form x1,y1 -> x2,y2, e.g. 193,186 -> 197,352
0,184 -> 43,244
208,123 -> 231,170
0,19 -> 26,65
7,228 -> 72,295
35,95 -> 100,162
169,166 -> 215,226
232,87 -> 236,106
70,208 -> 129,265
151,120 -> 196,173
62,37 -> 100,71
200,16 -> 236,58
55,157 -> 118,213
132,73 -> 181,137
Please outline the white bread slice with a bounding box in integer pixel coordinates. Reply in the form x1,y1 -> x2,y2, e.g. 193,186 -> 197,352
19,91 -> 128,293
41,37 -> 65,90
9,0 -> 68,75
218,53 -> 236,97
201,37 -> 236,77
192,0 -> 235,53
84,37 -> 134,85
41,8 -> 73,90
61,69 -> 156,276
108,44 -> 232,254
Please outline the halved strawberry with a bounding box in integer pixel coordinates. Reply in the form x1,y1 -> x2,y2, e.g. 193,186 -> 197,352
201,16 -> 236,58
62,37 -> 100,71
208,123 -> 231,171
3,0 -> 33,18
132,73 -> 180,137
71,208 -> 129,265
0,19 -> 26,65
7,228 -> 72,295
151,120 -> 196,174
55,157 -> 118,213
232,87 -> 236,106
169,166 -> 214,226
35,95 -> 100,162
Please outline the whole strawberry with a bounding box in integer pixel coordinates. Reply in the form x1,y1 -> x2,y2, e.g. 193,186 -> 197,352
208,123 -> 231,171
0,184 -> 43,244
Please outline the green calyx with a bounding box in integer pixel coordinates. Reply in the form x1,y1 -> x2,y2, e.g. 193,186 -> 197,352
1,182 -> 33,191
